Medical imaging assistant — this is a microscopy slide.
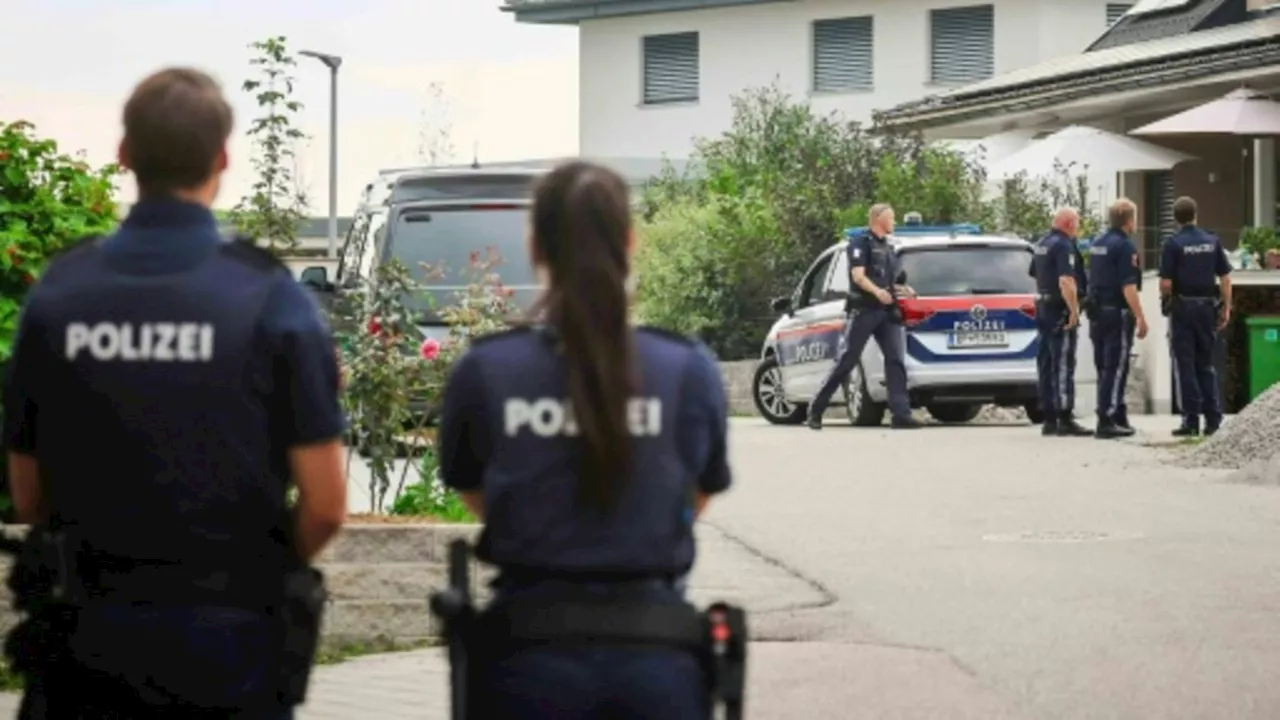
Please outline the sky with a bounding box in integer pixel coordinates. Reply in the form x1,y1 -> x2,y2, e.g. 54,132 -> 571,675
1,0 -> 579,212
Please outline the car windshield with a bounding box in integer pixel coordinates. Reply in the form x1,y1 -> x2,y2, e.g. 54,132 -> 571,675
387,206 -> 537,316
898,245 -> 1036,296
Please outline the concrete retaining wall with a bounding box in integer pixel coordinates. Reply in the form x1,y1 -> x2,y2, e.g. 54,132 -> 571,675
316,523 -> 490,647
0,524 -> 492,649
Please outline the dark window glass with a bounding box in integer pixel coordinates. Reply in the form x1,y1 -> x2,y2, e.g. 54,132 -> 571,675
387,207 -> 536,314
390,175 -> 535,204
898,246 -> 1036,296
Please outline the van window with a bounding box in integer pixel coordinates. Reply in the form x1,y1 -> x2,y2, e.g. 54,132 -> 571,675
898,246 -> 1037,296
388,206 -> 536,289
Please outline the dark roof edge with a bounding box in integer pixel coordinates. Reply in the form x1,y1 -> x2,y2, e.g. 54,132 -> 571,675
505,0 -> 787,24
877,43 -> 1280,131
878,36 -> 1279,125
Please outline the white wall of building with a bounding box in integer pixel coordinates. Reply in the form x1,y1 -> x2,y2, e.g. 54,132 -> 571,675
578,0 -> 1126,159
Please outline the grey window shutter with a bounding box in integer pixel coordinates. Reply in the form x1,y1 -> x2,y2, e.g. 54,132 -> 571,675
1106,3 -> 1133,25
930,5 -> 994,85
813,16 -> 874,92
643,32 -> 699,104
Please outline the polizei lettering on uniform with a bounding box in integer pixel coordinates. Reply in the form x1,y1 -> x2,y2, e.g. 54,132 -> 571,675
65,322 -> 215,362
504,398 -> 662,437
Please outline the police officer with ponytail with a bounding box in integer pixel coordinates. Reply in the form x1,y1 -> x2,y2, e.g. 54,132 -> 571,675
3,68 -> 346,717
437,161 -> 735,718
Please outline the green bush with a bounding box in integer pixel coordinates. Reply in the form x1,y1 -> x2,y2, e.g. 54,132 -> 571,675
636,194 -> 788,360
0,121 -> 120,520
389,449 -> 474,522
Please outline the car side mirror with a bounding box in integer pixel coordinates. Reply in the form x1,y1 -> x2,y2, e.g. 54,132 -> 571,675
300,266 -> 334,292
770,296 -> 792,313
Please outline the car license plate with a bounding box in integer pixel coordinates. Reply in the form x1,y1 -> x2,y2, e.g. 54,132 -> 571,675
948,331 -> 1008,349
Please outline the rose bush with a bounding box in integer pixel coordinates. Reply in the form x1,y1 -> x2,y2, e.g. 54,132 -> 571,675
336,248 -> 515,518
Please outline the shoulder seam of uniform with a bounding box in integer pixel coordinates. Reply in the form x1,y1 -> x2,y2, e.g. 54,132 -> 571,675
468,325 -> 532,347
636,325 -> 697,346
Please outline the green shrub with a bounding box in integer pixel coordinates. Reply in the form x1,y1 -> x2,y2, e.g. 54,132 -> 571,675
389,450 -> 474,522
0,121 -> 120,520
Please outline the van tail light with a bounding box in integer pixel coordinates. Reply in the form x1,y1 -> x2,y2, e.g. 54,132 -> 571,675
899,299 -> 936,328
1019,302 -> 1036,320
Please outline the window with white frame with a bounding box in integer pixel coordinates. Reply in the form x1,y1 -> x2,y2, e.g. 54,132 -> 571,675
642,32 -> 699,105
812,16 -> 874,93
929,5 -> 994,85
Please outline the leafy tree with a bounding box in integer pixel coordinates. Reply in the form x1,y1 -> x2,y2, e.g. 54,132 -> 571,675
230,36 -> 310,255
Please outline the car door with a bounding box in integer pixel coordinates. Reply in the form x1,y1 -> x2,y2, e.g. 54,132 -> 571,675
776,250 -> 843,400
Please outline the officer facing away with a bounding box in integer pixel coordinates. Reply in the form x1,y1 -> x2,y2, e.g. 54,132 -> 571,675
1030,208 -> 1093,436
806,203 -> 922,430
437,161 -> 733,718
2,68 -> 347,717
1159,196 -> 1233,437
1088,198 -> 1150,439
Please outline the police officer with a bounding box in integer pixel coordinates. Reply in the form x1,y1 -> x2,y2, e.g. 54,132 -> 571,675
1088,198 -> 1150,439
805,203 -> 921,430
437,160 -> 732,718
1031,208 -> 1092,436
1159,196 -> 1232,437
2,68 -> 347,717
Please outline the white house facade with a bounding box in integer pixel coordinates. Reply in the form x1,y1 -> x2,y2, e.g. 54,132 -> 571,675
506,0 -> 1141,158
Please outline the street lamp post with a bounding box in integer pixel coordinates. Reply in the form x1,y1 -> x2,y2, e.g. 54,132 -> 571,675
299,49 -> 343,259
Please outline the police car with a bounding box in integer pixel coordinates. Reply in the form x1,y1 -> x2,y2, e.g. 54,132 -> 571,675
752,220 -> 1043,426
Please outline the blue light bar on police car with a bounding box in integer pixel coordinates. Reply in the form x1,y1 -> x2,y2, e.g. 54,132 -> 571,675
844,224 -> 983,238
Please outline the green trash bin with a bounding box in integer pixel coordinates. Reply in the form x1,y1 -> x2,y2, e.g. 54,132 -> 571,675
1245,316 -> 1280,401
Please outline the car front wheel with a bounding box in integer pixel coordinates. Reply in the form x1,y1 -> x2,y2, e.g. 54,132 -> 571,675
752,355 -> 807,425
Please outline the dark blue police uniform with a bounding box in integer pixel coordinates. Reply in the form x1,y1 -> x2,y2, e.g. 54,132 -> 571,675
3,198 -> 343,718
807,231 -> 912,426
1030,229 -> 1086,431
1088,228 -> 1141,433
438,325 -> 731,719
1159,225 -> 1231,434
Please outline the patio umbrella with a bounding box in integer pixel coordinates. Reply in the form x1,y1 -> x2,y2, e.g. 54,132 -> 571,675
1130,87 -> 1280,231
988,125 -> 1195,181
1129,87 -> 1280,136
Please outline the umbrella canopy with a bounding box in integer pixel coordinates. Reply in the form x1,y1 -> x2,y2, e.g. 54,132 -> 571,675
1130,87 -> 1280,136
988,125 -> 1194,181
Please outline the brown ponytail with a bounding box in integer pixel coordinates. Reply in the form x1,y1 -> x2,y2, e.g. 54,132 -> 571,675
530,162 -> 637,511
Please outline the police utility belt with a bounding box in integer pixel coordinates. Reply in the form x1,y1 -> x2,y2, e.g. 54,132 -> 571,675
1162,288 -> 1221,316
431,541 -> 749,720
0,526 -> 328,708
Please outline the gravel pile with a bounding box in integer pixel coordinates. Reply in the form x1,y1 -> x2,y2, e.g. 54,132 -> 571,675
1226,452 -> 1280,486
1179,383 -> 1280,470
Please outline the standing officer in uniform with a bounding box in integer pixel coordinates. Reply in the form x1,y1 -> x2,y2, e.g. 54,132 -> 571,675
805,203 -> 921,430
1159,196 -> 1233,437
437,161 -> 733,718
1031,208 -> 1093,436
2,68 -> 347,717
1088,198 -> 1149,439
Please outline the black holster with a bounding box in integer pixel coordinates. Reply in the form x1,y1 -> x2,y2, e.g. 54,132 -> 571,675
3,527 -> 86,683
1160,294 -> 1174,317
1082,294 -> 1099,322
430,541 -> 750,720
275,565 -> 328,705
